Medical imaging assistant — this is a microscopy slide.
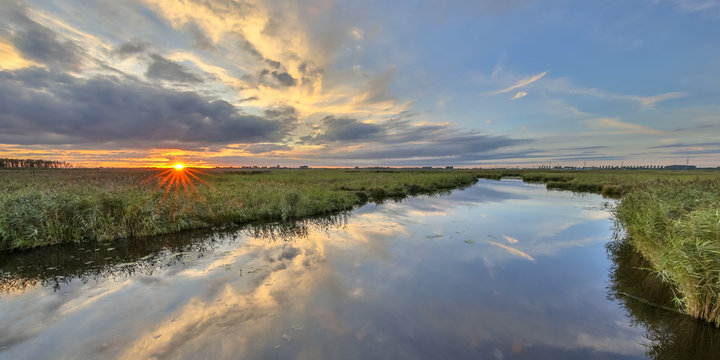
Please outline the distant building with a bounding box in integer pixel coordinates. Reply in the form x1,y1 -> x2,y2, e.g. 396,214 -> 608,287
299,165 -> 309,169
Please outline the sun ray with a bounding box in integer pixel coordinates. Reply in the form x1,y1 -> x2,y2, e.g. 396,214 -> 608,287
144,163 -> 214,203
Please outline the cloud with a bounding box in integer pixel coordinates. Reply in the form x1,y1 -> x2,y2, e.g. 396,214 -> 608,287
142,0 -> 407,115
511,91 -> 527,100
624,91 -> 688,109
586,117 -> 662,135
540,77 -> 689,108
146,54 -> 203,83
1,0 -> 83,71
0,68 -> 295,147
304,120 -> 530,165
306,116 -> 384,143
649,141 -> 720,149
494,71 -> 547,94
114,41 -> 150,57
349,27 -> 364,41
258,69 -> 297,87
240,143 -> 292,154
657,0 -> 720,12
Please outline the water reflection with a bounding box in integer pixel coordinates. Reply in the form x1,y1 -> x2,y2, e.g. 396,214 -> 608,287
0,215 -> 348,294
607,239 -> 720,359
0,180 -> 659,359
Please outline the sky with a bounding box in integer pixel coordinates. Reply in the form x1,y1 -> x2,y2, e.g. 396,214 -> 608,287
0,0 -> 718,168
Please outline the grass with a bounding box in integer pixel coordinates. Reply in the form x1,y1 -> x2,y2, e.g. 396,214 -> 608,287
614,179 -> 720,326
475,169 -> 720,197
0,168 -> 479,251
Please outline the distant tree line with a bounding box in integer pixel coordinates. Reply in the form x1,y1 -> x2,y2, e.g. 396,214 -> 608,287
0,158 -> 70,169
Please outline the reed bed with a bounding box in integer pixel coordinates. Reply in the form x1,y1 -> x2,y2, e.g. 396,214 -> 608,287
614,179 -> 720,326
0,168 -> 479,251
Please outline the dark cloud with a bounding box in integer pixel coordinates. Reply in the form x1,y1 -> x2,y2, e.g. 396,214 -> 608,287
265,59 -> 281,69
273,72 -> 296,87
0,68 -> 295,147
258,68 -> 297,87
145,54 -> 203,83
326,134 -> 523,161
264,106 -> 298,120
2,0 -> 83,71
301,117 -> 530,165
238,96 -> 259,103
243,143 -> 292,154
114,41 -> 150,57
306,116 -> 383,143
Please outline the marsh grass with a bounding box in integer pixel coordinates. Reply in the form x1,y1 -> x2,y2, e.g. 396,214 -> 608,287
615,179 -> 720,326
0,168 -> 479,251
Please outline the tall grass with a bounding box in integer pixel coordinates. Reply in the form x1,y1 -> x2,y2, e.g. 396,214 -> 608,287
0,168 -> 479,251
614,179 -> 720,326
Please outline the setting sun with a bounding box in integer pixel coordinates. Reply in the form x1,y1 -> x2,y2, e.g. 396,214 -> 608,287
174,163 -> 184,171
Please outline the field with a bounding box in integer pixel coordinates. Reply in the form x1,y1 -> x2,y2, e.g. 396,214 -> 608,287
0,168 -> 479,251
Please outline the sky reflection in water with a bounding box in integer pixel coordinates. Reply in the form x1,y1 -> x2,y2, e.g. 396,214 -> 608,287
0,179 -> 648,359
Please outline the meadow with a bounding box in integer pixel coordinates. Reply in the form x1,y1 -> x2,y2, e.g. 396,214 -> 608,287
0,168 -> 479,251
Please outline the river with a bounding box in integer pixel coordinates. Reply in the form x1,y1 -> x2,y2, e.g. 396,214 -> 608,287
1,179 -> 718,359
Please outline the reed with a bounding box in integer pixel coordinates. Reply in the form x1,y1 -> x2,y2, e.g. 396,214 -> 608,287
0,168 -> 479,251
614,179 -> 720,326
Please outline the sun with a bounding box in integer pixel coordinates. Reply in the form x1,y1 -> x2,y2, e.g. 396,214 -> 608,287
143,163 -> 213,201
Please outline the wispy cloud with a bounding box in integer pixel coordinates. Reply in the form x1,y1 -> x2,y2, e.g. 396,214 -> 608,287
541,77 -> 689,109
624,92 -> 689,109
510,91 -> 527,100
494,71 -> 547,94
656,0 -> 720,12
586,117 -> 662,135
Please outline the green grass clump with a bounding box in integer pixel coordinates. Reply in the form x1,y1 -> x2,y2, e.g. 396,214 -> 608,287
615,179 -> 720,326
0,168 -> 479,251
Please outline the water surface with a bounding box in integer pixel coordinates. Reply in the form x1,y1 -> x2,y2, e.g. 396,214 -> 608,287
1,179 -> 716,359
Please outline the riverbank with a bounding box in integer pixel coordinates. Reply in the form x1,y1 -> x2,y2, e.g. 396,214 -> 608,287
477,169 -> 720,327
0,168 -> 479,251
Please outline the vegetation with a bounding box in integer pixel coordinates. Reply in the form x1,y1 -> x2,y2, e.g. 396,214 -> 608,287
0,168 -> 478,251
614,179 -> 720,326
474,169 -> 720,197
0,158 -> 69,169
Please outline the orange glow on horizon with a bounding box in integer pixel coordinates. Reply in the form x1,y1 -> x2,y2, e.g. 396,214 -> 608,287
174,163 -> 185,171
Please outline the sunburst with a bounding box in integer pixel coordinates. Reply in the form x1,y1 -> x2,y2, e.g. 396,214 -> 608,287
144,164 -> 213,200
